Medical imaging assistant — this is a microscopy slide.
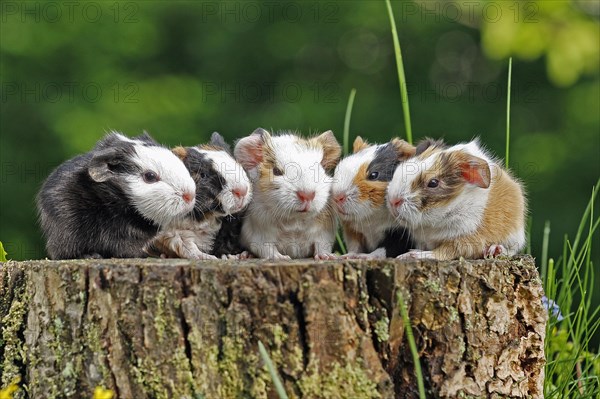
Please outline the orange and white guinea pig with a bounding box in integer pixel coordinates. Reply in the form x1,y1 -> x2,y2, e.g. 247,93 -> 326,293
387,138 -> 526,261
234,128 -> 341,260
331,136 -> 416,259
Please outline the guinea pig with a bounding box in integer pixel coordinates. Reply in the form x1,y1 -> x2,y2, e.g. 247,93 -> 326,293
234,128 -> 341,260
332,136 -> 416,258
37,131 -> 197,259
386,138 -> 526,260
144,132 -> 252,260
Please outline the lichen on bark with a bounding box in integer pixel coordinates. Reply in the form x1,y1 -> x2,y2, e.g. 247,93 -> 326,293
0,256 -> 545,398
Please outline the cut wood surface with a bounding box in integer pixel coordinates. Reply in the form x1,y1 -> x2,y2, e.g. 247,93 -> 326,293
0,256 -> 546,399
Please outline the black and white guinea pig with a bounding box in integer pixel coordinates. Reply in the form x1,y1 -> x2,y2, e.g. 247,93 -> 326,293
37,132 -> 196,259
331,136 -> 416,258
144,132 -> 252,260
387,138 -> 526,260
234,128 -> 341,260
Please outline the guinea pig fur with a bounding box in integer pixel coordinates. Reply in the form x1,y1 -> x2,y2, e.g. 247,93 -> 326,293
386,138 -> 526,260
37,131 -> 197,259
234,128 -> 341,260
332,136 -> 416,258
145,132 -> 252,260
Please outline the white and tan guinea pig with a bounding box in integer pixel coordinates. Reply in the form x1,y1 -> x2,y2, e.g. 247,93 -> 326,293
145,132 -> 252,260
234,127 -> 341,260
332,136 -> 416,259
386,138 -> 526,261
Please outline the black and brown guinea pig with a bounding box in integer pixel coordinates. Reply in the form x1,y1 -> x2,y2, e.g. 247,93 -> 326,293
144,132 -> 252,259
331,136 -> 416,258
387,138 -> 527,260
37,132 -> 196,259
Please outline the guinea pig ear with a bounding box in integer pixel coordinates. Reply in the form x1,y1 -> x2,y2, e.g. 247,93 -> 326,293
459,154 -> 491,189
390,138 -> 416,161
172,146 -> 188,161
353,136 -> 369,153
416,137 -> 446,156
234,129 -> 267,170
88,148 -> 119,182
314,130 -> 342,171
209,132 -> 232,154
135,131 -> 159,146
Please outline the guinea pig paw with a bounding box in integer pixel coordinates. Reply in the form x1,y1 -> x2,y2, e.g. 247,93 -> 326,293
269,253 -> 292,261
484,244 -> 506,258
341,253 -> 382,260
221,252 -> 253,260
238,251 -> 254,260
397,250 -> 435,260
83,253 -> 103,259
314,253 -> 337,261
190,252 -> 219,260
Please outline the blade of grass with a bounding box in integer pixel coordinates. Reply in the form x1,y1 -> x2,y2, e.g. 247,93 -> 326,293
336,230 -> 347,254
505,57 -> 512,168
397,290 -> 426,399
385,0 -> 413,144
343,88 -> 357,156
258,341 -> 289,399
541,220 -> 551,282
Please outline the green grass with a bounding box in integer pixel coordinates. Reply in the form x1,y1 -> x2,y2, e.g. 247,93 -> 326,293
397,290 -> 426,399
505,57 -> 513,168
258,341 -> 289,399
543,180 -> 600,398
343,88 -> 357,156
385,0 -> 413,144
335,88 -> 357,255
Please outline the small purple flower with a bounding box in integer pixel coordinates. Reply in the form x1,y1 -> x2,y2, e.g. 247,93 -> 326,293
542,296 -> 564,321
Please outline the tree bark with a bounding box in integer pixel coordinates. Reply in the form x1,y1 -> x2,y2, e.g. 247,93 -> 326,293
0,256 -> 546,399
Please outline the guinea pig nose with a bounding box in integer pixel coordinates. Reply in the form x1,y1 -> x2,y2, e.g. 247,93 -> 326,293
232,186 -> 248,199
333,193 -> 346,204
182,192 -> 194,204
389,196 -> 405,208
296,190 -> 316,202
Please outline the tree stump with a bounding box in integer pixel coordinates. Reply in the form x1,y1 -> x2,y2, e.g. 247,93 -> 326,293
0,256 -> 546,399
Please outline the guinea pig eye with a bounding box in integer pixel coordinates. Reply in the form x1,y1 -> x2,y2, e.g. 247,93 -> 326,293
272,167 -> 283,176
427,178 -> 440,188
367,171 -> 379,180
142,171 -> 160,184
199,172 -> 207,179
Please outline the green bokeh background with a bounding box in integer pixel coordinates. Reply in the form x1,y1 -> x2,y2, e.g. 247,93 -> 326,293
1,0 -> 598,276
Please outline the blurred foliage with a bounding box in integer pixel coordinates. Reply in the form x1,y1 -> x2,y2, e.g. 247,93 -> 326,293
416,0 -> 600,86
0,0 -> 598,280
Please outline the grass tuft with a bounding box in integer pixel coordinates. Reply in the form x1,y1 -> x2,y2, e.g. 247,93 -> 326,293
543,179 -> 600,398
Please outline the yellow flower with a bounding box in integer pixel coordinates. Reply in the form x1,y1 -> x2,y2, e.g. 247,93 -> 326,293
92,386 -> 114,399
0,377 -> 20,399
